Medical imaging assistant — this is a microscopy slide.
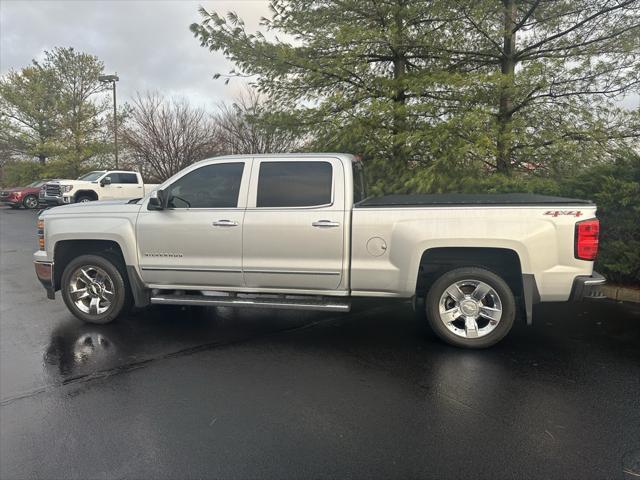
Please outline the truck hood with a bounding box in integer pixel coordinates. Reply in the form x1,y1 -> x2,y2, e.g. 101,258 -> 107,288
49,180 -> 99,188
43,199 -> 141,216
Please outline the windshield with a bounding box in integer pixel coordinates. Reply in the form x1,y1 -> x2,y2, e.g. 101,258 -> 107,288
77,171 -> 105,181
27,181 -> 41,187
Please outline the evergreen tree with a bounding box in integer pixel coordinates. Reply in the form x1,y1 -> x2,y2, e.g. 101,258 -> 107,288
446,0 -> 640,174
44,47 -> 110,176
0,63 -> 60,164
191,0 -> 640,190
0,47 -> 109,175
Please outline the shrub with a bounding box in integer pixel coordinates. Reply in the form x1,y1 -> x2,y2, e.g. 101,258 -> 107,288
0,161 -> 44,187
561,153 -> 640,285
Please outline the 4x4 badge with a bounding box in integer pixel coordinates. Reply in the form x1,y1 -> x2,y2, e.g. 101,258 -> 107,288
544,210 -> 583,217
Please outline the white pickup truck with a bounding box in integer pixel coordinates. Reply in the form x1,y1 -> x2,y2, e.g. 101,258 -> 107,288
40,170 -> 158,206
33,154 -> 604,348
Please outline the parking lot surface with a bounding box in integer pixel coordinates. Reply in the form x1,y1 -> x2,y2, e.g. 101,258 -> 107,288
1,206 -> 639,479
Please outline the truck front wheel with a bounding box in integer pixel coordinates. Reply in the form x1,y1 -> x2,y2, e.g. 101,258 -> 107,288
425,267 -> 515,348
76,195 -> 94,203
61,254 -> 131,324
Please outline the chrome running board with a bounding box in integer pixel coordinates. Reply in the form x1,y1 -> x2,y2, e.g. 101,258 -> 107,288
149,294 -> 351,312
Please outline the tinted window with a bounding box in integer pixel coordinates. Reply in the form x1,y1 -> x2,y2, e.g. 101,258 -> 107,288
257,161 -> 332,208
77,171 -> 105,181
167,162 -> 244,209
106,173 -> 121,183
110,173 -> 138,184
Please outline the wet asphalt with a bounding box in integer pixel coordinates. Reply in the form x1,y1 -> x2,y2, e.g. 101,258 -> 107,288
0,206 -> 639,479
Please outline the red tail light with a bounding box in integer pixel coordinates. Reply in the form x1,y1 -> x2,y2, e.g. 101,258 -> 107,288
575,219 -> 599,261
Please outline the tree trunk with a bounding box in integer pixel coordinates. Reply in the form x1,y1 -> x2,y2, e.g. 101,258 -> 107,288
38,155 -> 46,165
391,2 -> 407,168
497,0 -> 517,175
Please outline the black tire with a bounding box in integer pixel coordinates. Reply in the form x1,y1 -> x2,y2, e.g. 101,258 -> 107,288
22,194 -> 39,209
61,254 -> 132,324
76,195 -> 94,203
425,266 -> 516,349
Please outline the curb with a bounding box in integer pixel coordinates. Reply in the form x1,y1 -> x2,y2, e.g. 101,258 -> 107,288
601,285 -> 640,303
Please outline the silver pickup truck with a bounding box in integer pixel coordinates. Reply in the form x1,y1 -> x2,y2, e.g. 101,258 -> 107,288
34,154 -> 604,348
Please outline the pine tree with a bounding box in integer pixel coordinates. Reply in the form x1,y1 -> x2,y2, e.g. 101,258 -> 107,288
191,0 -> 640,189
0,64 -> 60,164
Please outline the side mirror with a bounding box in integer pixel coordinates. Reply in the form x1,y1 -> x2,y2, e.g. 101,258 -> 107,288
100,176 -> 112,187
148,189 -> 167,210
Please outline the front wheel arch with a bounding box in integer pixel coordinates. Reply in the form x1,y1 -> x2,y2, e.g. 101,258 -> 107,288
60,253 -> 132,324
53,239 -> 127,292
74,190 -> 98,202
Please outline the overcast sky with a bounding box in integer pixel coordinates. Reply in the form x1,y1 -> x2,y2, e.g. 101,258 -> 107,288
1,0 -> 638,111
0,0 -> 271,111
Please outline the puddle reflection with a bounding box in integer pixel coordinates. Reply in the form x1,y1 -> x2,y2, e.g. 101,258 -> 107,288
45,325 -> 122,377
42,305 -> 324,380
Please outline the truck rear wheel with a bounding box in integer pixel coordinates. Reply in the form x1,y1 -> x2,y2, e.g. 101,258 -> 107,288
425,267 -> 515,348
61,254 -> 131,324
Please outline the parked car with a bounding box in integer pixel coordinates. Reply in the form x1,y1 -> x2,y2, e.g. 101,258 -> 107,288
1,180 -> 50,209
40,170 -> 158,206
33,154 -> 604,348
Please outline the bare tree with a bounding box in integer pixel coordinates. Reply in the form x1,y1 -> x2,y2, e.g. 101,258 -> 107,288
122,92 -> 220,180
215,88 -> 301,155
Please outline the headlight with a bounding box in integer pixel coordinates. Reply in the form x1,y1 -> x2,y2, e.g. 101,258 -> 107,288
61,185 -> 74,193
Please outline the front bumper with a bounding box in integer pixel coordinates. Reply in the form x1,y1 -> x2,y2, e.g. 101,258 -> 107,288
1,199 -> 20,206
570,271 -> 606,301
34,261 -> 55,299
39,194 -> 66,207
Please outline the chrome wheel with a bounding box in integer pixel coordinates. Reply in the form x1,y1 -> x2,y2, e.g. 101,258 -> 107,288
438,279 -> 503,339
68,265 -> 115,315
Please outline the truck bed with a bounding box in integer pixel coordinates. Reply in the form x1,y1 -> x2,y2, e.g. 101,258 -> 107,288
355,193 -> 592,208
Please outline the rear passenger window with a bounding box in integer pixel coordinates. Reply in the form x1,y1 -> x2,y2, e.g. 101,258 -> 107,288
106,173 -> 138,184
257,161 -> 332,208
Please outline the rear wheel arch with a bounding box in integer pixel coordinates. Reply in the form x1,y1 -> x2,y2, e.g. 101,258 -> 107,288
415,247 -> 526,322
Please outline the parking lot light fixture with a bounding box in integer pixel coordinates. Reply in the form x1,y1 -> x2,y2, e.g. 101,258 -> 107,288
99,74 -> 120,169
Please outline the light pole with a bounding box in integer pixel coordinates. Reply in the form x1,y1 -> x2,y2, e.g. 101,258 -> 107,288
99,74 -> 120,169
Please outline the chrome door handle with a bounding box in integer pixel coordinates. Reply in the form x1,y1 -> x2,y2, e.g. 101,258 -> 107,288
312,220 -> 340,228
213,219 -> 238,227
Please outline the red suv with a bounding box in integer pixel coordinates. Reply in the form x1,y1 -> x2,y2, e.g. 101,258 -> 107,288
0,180 -> 49,209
